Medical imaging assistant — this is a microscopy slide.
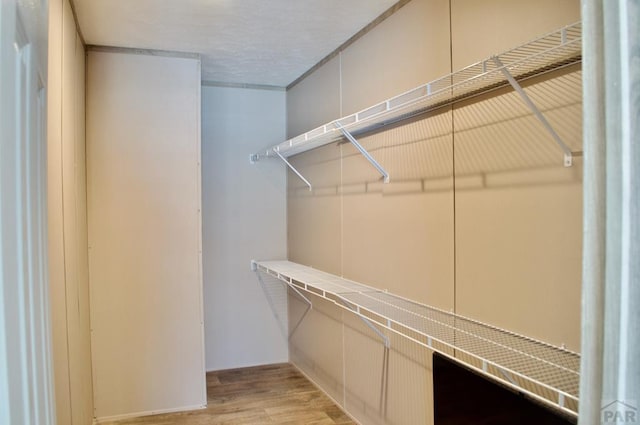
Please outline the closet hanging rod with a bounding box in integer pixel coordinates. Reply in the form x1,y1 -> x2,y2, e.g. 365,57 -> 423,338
250,21 -> 581,165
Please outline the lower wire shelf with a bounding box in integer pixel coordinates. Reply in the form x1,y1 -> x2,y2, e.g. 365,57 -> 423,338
253,260 -> 580,418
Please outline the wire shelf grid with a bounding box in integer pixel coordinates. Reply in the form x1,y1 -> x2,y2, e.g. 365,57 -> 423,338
252,22 -> 581,161
255,260 -> 580,417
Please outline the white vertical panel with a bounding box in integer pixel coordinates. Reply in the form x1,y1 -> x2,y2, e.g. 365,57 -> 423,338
579,0 -> 640,422
1,0 -> 54,422
60,6 -> 83,423
61,1 -> 94,421
46,0 -> 73,422
48,0 -> 94,422
73,28 -> 94,425
87,50 -> 205,420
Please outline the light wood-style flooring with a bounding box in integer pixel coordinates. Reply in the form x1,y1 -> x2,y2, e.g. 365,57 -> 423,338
102,363 -> 355,424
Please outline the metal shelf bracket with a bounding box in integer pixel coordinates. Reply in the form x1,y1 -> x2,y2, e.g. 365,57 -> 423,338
492,56 -> 575,167
335,122 -> 390,183
339,298 -> 391,348
284,283 -> 312,338
253,261 -> 312,338
273,148 -> 312,190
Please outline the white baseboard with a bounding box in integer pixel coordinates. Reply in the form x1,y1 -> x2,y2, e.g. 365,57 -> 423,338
93,403 -> 207,424
205,359 -> 289,373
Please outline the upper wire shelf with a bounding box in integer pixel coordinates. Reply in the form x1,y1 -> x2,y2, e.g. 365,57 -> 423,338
251,21 -> 581,163
254,260 -> 580,418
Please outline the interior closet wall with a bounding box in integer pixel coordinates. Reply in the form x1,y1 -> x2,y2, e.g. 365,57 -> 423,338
449,0 -> 583,352
285,0 -> 581,424
47,0 -> 93,423
86,51 -> 205,421
286,3 -> 454,423
201,85 -> 288,371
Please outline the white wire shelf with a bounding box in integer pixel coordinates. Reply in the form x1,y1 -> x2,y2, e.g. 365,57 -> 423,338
253,260 -> 580,418
251,22 -> 581,164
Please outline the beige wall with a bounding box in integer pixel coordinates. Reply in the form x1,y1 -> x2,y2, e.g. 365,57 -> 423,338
450,0 -> 581,69
47,0 -> 94,423
287,56 -> 341,138
340,0 -> 451,115
86,51 -> 205,421
286,0 -> 581,423
453,69 -> 583,348
286,0 -> 452,137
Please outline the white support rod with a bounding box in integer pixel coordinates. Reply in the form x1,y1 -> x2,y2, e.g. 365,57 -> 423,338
287,283 -> 313,311
273,149 -> 312,190
285,283 -> 312,338
335,122 -> 390,183
492,56 -> 574,167
338,298 -> 390,348
255,269 -> 312,338
498,368 -> 518,386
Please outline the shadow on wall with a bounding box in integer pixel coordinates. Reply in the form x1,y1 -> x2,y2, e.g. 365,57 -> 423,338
288,67 -> 582,198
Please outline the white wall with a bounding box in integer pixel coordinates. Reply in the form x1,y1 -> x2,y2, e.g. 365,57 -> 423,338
86,50 -> 205,421
201,85 -> 288,371
47,0 -> 94,423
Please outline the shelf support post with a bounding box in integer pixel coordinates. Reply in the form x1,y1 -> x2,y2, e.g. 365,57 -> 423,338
272,149 -> 312,190
492,56 -> 575,167
335,122 -> 390,183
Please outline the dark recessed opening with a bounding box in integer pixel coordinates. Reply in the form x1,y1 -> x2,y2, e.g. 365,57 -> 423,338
433,353 -> 576,425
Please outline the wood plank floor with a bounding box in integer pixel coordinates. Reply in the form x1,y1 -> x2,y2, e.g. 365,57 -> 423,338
102,363 -> 355,424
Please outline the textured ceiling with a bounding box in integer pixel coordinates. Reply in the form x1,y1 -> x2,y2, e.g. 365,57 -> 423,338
73,0 -> 399,87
